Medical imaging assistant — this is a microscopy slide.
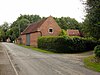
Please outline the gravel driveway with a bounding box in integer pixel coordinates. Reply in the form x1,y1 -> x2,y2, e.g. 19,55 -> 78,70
2,42 -> 100,75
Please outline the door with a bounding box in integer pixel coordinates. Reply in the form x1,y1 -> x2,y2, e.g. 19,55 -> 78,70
26,34 -> 30,46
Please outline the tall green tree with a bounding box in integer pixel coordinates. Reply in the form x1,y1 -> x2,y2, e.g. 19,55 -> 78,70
54,17 -> 80,30
0,28 -> 5,41
0,22 -> 9,41
9,14 -> 41,41
1,22 -> 9,32
83,0 -> 100,39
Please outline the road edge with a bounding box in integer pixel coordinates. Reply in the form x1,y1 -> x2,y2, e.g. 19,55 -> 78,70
1,43 -> 19,75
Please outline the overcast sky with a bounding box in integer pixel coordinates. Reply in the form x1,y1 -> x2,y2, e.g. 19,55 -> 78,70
0,0 -> 86,25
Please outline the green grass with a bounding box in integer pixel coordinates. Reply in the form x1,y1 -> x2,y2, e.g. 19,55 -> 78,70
18,44 -> 54,54
84,56 -> 100,72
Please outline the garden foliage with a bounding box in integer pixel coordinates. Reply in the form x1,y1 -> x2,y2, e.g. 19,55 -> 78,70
38,36 -> 99,53
94,45 -> 100,58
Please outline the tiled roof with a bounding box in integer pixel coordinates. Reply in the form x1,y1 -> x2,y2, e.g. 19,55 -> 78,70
67,29 -> 81,36
21,18 -> 47,34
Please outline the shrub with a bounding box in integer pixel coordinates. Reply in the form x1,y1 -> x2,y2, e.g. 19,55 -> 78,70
38,36 -> 99,53
82,38 -> 98,50
59,29 -> 67,36
94,45 -> 100,58
38,36 -> 67,53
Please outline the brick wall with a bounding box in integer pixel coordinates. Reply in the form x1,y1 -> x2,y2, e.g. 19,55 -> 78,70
30,32 -> 40,47
40,16 -> 61,36
21,34 -> 26,45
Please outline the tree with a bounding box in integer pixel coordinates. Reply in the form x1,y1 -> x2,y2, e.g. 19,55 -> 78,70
0,22 -> 9,41
17,14 -> 41,23
83,0 -> 100,39
17,19 -> 30,34
54,17 -> 80,30
9,14 -> 42,42
6,27 -> 19,42
0,28 -> 5,41
1,22 -> 9,31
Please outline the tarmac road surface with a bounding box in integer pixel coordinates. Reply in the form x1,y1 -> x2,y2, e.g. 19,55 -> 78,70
2,42 -> 100,75
0,43 -> 16,75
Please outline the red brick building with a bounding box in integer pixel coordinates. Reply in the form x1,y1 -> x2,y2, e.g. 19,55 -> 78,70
66,29 -> 81,36
21,16 -> 61,47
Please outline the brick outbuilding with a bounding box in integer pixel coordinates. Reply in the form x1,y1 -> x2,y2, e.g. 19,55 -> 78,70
66,29 -> 82,36
21,16 -> 61,47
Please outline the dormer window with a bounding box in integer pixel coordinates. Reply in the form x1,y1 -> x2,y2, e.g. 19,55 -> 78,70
48,28 -> 53,33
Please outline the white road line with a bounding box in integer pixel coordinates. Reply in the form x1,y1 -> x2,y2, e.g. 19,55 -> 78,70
2,43 -> 19,75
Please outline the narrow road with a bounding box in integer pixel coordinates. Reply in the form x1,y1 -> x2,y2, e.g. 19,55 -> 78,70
2,42 -> 100,75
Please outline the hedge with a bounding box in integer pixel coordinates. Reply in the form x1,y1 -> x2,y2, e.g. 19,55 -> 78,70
38,36 -> 99,53
94,45 -> 100,58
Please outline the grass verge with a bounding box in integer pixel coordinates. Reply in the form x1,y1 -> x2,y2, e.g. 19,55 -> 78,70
18,44 -> 54,54
84,56 -> 100,72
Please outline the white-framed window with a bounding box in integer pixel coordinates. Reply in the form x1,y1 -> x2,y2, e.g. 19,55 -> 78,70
48,28 -> 53,33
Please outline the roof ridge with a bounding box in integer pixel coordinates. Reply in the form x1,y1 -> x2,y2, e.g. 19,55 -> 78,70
36,18 -> 47,28
21,24 -> 31,34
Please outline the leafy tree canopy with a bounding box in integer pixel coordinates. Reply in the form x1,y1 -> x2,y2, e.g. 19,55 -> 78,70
54,17 -> 80,30
83,0 -> 100,39
9,14 -> 41,42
